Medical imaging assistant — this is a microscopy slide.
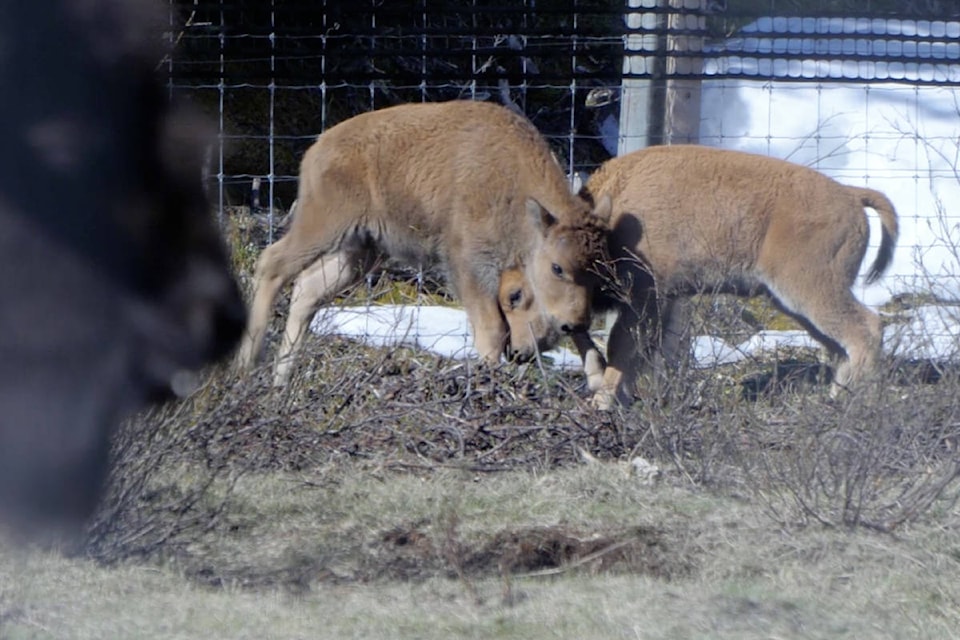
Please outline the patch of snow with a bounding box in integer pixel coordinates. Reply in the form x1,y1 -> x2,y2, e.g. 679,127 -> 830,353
311,303 -> 960,373
691,331 -> 820,368
883,304 -> 960,361
310,304 -> 583,369
310,305 -> 960,370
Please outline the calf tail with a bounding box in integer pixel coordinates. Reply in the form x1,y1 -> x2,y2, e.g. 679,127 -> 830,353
851,187 -> 899,285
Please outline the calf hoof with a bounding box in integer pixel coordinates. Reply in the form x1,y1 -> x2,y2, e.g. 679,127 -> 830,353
583,351 -> 606,393
272,360 -> 294,387
234,338 -> 257,373
589,389 -> 616,411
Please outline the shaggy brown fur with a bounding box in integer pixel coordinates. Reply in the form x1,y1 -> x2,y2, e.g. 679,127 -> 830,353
237,100 -> 611,386
577,144 -> 899,408
0,0 -> 244,537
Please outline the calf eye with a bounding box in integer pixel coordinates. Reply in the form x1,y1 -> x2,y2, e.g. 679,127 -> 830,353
508,289 -> 523,308
551,263 -> 564,277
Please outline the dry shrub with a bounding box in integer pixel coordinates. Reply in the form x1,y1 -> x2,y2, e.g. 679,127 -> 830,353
589,267 -> 960,534
90,285 -> 960,579
85,334 -> 630,566
743,378 -> 960,531
86,366 -> 264,562
622,348 -> 960,532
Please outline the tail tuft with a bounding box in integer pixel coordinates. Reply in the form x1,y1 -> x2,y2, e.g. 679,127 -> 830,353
856,187 -> 899,285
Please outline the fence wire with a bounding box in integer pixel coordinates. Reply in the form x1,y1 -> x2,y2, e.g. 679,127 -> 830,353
165,0 -> 960,367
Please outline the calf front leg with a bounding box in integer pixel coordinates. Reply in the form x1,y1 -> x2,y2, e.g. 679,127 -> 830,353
591,288 -> 662,410
457,273 -> 509,365
571,330 -> 606,392
591,308 -> 642,410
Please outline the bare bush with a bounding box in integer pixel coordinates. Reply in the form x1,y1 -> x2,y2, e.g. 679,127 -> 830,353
590,296 -> 960,534
86,333 -> 631,566
735,378 -> 960,531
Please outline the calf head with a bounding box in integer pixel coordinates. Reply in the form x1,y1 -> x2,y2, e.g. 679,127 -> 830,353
522,196 -> 611,344
498,267 -> 560,361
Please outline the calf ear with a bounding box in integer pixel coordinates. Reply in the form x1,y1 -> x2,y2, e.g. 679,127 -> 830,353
527,198 -> 557,235
592,194 -> 612,224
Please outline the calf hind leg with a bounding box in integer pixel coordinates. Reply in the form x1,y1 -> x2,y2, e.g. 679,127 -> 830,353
236,235 -> 316,372
827,300 -> 883,395
273,248 -> 369,386
770,284 -> 883,396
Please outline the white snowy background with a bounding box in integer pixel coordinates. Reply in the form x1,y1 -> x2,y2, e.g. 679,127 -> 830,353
699,16 -> 960,306
311,15 -> 960,373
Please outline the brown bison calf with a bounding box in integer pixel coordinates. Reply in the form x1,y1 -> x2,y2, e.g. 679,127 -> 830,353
502,145 -> 899,409
0,0 -> 245,538
582,145 -> 899,408
237,100 -> 610,386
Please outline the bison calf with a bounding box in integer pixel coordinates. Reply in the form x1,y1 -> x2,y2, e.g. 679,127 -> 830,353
581,145 -> 898,408
501,145 -> 899,408
237,100 -> 610,386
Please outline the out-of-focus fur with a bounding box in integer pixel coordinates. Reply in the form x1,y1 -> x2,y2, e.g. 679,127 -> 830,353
0,0 -> 245,538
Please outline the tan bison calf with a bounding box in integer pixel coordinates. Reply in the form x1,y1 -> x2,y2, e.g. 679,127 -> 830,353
237,100 -> 610,385
502,145 -> 899,409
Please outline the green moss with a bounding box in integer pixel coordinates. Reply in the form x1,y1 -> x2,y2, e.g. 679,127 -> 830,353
739,296 -> 801,332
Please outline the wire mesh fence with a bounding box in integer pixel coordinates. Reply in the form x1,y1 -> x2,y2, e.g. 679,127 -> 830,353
167,0 -> 626,227
166,0 -> 960,369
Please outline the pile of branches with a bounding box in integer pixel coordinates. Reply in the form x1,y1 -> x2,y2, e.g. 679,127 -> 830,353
85,337 -> 636,563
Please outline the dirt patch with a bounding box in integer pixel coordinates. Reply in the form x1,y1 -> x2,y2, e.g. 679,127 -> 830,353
177,520 -> 694,594
463,524 -> 688,579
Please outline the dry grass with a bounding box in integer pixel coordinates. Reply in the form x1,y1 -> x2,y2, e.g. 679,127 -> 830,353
4,459 -> 960,639
4,213 -> 960,638
0,331 -> 954,639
